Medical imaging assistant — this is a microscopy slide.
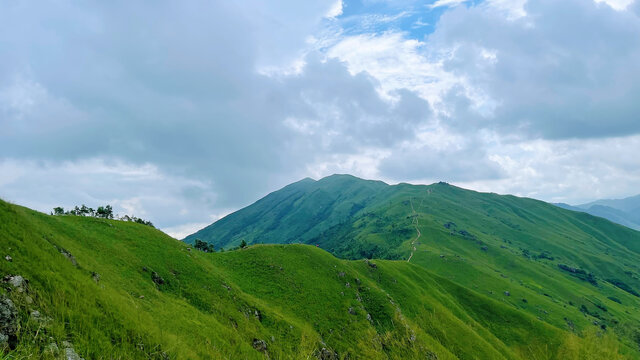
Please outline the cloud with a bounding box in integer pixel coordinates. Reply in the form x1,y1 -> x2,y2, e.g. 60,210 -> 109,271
0,1 -> 440,229
456,134 -> 640,204
428,0 -> 640,139
326,0 -> 344,18
327,32 -> 458,103
430,0 -> 470,9
0,158 -> 219,231
2,0 -> 640,234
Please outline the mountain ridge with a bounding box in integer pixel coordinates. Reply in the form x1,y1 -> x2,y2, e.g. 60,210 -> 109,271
183,174 -> 640,355
3,198 -> 627,358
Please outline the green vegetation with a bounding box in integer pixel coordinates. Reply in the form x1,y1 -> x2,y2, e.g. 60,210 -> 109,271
186,174 -> 640,356
52,204 -> 154,227
1,197 -> 634,358
193,239 -> 215,253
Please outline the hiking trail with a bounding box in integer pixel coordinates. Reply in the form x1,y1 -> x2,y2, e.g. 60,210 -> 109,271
407,197 -> 421,262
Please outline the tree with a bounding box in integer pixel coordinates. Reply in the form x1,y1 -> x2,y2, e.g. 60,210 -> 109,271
96,205 -> 114,219
194,239 -> 215,253
53,207 -> 65,215
240,240 -> 247,249
79,205 -> 91,216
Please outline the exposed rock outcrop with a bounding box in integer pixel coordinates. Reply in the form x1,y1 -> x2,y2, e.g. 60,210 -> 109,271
252,338 -> 267,353
63,341 -> 85,360
0,295 -> 18,349
151,272 -> 165,286
315,347 -> 339,360
3,274 -> 27,293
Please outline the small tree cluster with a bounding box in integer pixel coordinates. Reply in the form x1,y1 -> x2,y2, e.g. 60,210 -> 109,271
53,204 -> 113,218
194,239 -> 215,253
120,215 -> 154,227
52,204 -> 154,227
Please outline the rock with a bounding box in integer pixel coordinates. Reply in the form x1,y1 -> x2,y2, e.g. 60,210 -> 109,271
439,255 -> 445,258
47,342 -> 60,354
254,309 -> 262,322
139,295 -> 145,299
91,272 -> 100,283
345,282 -> 350,288
59,248 -> 77,266
4,275 -> 24,288
367,261 -> 377,269
4,255 -> 12,262
481,246 -> 488,251
24,296 -> 33,304
252,338 -> 268,352
151,272 -> 165,286
425,350 -> 439,359
3,275 -> 27,293
366,313 -> 372,322
315,347 -> 338,360
0,296 -> 18,349
65,347 -> 85,360
504,291 -> 510,296
348,307 -> 356,315
63,341 -> 85,360
31,310 -> 41,319
337,272 -> 345,277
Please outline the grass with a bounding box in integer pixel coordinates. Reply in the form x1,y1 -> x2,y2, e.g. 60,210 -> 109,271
184,175 -> 640,357
0,198 -> 636,358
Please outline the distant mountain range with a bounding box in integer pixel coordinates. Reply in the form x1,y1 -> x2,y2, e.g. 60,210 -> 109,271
555,194 -> 640,231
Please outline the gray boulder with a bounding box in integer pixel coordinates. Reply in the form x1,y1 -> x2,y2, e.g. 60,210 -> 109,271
0,296 -> 18,349
62,341 -> 85,360
252,338 -> 267,352
316,347 -> 339,360
59,248 -> 78,266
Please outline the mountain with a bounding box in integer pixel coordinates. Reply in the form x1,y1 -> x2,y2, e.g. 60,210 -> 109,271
555,195 -> 640,231
186,174 -> 640,356
1,199 -> 629,358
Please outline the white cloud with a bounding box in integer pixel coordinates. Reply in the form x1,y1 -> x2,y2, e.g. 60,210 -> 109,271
3,0 -> 640,237
486,0 -> 528,19
0,158 -> 219,230
326,0 -> 343,18
327,32 -> 459,103
456,134 -> 640,204
430,0 -> 469,9
594,0 -> 634,10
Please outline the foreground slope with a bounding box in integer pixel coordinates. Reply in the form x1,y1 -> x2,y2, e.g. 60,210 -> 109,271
0,199 -> 631,359
186,174 -> 640,354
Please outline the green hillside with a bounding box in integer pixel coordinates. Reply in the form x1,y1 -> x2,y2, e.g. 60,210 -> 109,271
0,198 -> 633,359
186,174 -> 640,355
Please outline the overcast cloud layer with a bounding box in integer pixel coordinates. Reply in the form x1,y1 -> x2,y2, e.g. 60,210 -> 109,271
1,0 -> 640,238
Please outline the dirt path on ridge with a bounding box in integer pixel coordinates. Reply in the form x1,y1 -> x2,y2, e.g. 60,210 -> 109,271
407,197 -> 421,262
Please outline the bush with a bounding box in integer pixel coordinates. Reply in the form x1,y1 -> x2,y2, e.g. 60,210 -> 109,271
194,239 -> 215,253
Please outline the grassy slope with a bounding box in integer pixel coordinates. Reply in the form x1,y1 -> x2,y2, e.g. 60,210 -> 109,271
184,175 -> 640,355
0,199 -> 628,359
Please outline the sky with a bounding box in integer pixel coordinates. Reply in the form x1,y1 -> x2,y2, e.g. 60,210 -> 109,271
2,0 -> 640,238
